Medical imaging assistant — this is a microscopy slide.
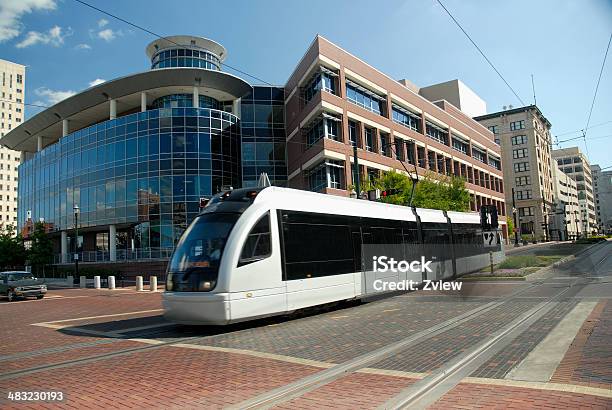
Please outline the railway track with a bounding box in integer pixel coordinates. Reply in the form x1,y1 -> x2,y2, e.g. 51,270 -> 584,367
0,241 -> 607,410
232,241 -> 608,410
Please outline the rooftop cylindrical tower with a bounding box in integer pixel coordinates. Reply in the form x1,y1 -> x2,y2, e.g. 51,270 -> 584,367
145,35 -> 227,71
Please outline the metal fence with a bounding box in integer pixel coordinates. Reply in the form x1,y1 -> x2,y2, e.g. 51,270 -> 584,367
53,248 -> 174,264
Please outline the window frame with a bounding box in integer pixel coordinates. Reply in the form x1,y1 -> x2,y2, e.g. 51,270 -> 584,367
238,212 -> 272,267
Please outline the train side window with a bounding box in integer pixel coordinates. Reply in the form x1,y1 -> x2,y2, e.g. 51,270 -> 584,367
238,212 -> 271,266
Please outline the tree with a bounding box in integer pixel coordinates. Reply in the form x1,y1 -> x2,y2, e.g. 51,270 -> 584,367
28,222 -> 54,276
373,170 -> 471,212
506,216 -> 514,235
0,225 -> 27,270
373,170 -> 412,205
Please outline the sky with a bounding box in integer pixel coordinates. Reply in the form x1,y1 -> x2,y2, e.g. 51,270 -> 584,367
1,0 -> 611,167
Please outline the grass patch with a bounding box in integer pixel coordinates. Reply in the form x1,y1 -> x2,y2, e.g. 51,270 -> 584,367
498,255 -> 564,269
498,255 -> 539,269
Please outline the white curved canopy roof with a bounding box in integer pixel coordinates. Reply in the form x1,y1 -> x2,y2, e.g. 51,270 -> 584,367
0,68 -> 251,153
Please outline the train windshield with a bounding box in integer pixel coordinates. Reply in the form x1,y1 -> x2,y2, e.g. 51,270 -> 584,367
169,212 -> 239,275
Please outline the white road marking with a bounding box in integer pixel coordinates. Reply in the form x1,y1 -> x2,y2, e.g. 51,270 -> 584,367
505,301 -> 598,382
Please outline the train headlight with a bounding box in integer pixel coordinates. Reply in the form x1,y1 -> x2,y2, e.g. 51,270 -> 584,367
199,281 -> 213,291
166,273 -> 173,291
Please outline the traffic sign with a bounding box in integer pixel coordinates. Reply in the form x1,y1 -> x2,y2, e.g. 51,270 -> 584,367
482,231 -> 499,247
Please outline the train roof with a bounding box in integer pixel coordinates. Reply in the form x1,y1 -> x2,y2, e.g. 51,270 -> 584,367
251,187 -> 481,225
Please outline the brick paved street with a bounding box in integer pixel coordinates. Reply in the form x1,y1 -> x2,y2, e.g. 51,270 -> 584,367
0,242 -> 611,408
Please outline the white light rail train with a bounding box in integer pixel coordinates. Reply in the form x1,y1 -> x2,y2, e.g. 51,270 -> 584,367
163,187 -> 504,325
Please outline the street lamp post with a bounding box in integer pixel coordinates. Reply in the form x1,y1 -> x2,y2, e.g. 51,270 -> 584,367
511,188 -> 519,246
73,205 -> 80,277
573,211 -> 579,241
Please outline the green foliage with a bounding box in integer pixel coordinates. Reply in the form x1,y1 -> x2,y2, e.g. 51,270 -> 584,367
506,216 -> 514,235
28,222 -> 54,274
371,170 -> 471,212
0,225 -> 27,270
372,170 -> 412,205
498,255 -> 563,269
498,255 -> 540,269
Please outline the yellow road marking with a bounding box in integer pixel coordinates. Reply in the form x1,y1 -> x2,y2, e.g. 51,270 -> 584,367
171,343 -> 336,368
31,309 -> 164,327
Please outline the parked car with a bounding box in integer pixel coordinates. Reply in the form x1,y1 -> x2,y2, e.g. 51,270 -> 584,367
0,271 -> 47,302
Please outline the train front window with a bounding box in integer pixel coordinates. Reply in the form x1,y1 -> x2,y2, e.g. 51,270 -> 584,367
167,212 -> 239,292
238,212 -> 271,266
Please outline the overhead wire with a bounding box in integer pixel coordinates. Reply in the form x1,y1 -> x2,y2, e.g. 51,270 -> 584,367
435,0 -> 525,106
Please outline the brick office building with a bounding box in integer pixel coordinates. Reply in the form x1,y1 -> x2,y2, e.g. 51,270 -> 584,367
284,36 -> 506,231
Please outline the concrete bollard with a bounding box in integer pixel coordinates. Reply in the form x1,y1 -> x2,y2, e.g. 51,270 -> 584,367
94,276 -> 101,289
66,275 -> 74,287
80,276 -> 87,288
108,276 -> 116,290
136,276 -> 144,291
149,276 -> 158,292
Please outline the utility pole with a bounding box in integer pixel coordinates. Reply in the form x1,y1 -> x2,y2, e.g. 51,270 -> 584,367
512,187 -> 519,246
353,144 -> 360,199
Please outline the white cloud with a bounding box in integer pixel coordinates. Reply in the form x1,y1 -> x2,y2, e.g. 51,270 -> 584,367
0,0 -> 56,42
35,87 -> 76,105
15,25 -> 72,48
97,18 -> 108,28
74,43 -> 91,50
97,28 -> 122,42
88,78 -> 106,87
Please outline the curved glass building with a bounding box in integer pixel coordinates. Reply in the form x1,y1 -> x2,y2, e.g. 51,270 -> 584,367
2,36 -> 285,270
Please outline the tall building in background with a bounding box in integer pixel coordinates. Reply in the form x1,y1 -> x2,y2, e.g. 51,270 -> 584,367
552,147 -> 596,235
551,163 -> 581,240
418,79 -> 487,118
284,36 -> 505,226
592,164 -> 612,234
475,106 -> 554,240
0,59 -> 25,230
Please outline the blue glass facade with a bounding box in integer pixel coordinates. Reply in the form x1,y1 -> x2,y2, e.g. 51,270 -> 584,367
151,94 -> 222,110
240,86 -> 287,187
11,37 -> 290,264
18,108 -> 241,250
151,48 -> 221,70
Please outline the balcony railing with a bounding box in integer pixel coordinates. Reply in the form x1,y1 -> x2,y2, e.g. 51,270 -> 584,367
54,247 -> 174,264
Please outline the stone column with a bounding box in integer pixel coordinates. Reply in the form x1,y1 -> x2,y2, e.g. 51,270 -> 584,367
232,98 -> 241,117
37,136 -> 43,152
109,99 -> 117,120
61,231 -> 68,263
62,119 -> 69,137
193,86 -> 199,108
109,224 -> 117,262
140,92 -> 147,112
